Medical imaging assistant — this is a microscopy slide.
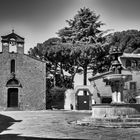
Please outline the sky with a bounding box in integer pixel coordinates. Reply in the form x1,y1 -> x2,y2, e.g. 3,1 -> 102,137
0,0 -> 140,53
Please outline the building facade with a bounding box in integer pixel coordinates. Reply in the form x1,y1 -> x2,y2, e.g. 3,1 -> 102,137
120,53 -> 140,102
0,31 -> 46,110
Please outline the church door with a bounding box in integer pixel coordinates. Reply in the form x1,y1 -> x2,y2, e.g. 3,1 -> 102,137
7,88 -> 18,107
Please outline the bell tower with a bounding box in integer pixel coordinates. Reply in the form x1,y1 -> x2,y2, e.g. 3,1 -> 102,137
1,30 -> 25,54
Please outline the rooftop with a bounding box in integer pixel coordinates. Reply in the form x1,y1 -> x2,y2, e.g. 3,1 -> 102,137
120,53 -> 140,59
1,30 -> 24,43
88,71 -> 113,81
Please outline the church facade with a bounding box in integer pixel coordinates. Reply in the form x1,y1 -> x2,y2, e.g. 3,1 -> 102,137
0,31 -> 46,110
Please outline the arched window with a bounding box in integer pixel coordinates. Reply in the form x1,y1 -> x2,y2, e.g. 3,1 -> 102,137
11,59 -> 15,73
6,79 -> 19,87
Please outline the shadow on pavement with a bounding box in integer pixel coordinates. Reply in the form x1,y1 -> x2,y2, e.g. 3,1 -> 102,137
0,114 -> 21,133
0,113 -> 86,140
0,134 -> 86,140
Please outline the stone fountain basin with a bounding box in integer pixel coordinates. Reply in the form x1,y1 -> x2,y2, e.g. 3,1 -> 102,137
92,104 -> 140,118
103,74 -> 132,82
75,104 -> 140,128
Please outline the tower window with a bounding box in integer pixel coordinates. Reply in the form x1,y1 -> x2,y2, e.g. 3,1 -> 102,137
9,38 -> 17,53
11,59 -> 15,73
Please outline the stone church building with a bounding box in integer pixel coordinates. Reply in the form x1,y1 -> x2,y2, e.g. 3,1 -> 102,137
0,31 -> 46,110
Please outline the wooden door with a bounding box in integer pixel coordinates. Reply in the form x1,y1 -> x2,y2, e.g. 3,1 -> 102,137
8,88 -> 18,107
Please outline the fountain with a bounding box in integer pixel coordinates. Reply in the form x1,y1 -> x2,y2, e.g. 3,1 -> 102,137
92,47 -> 134,118
76,47 -> 140,127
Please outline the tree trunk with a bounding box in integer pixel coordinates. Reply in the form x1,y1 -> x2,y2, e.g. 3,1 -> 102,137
83,66 -> 87,85
53,63 -> 57,86
60,63 -> 64,87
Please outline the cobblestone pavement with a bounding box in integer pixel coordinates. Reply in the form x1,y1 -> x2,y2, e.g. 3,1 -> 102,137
0,110 -> 140,140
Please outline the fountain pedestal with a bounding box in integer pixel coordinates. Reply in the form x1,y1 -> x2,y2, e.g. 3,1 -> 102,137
103,74 -> 132,104
90,70 -> 140,127
91,48 -> 140,123
92,48 -> 133,118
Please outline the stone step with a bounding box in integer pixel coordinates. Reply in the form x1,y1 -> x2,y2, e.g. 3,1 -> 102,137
5,107 -> 20,111
76,117 -> 140,128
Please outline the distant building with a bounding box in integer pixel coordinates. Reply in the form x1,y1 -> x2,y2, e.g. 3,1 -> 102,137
0,31 -> 46,110
89,53 -> 140,104
120,53 -> 140,102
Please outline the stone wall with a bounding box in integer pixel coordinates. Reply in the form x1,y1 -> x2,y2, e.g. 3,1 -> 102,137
0,52 -> 46,110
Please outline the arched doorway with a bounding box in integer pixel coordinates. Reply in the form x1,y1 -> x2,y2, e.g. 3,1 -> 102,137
8,88 -> 18,107
6,77 -> 22,108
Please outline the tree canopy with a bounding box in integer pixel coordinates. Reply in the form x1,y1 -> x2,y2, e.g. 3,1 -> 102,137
57,7 -> 109,85
28,7 -> 111,87
108,30 -> 140,53
57,7 -> 105,44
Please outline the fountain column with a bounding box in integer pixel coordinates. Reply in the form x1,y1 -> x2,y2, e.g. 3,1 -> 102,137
111,79 -> 124,103
103,47 -> 125,104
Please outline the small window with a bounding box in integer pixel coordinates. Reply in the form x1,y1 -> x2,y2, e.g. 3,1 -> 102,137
124,83 -> 128,90
126,59 -> 131,68
131,60 -> 137,68
130,82 -> 136,90
11,59 -> 15,73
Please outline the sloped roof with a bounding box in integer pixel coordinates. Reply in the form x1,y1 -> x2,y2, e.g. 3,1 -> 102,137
120,53 -> 140,59
24,54 -> 46,63
88,71 -> 113,81
1,31 -> 24,43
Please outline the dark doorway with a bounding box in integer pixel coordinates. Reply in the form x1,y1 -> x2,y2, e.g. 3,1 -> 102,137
129,98 -> 136,103
101,97 -> 112,104
7,88 -> 18,107
77,95 -> 90,110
